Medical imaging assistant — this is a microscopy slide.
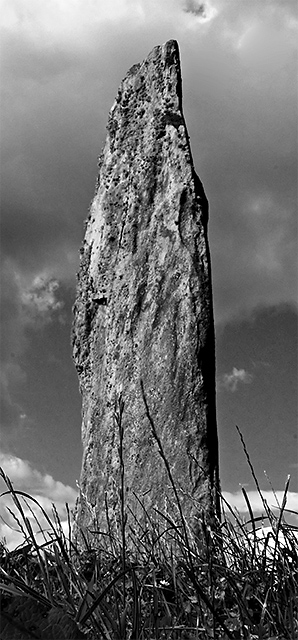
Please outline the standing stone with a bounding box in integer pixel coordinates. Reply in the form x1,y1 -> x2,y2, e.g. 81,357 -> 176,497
72,39 -> 220,542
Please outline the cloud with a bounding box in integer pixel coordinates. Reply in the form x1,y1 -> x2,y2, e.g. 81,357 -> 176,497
222,486 -> 298,561
0,0 -> 138,45
223,489 -> 298,515
184,0 -> 205,16
231,13 -> 297,73
220,367 -> 253,392
222,519 -> 298,564
1,262 -> 65,347
248,525 -> 298,559
223,489 -> 298,537
20,274 -> 64,324
0,262 -> 65,434
183,0 -> 217,21
0,452 -> 77,550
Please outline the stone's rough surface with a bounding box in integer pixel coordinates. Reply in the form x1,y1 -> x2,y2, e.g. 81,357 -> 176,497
72,39 -> 219,540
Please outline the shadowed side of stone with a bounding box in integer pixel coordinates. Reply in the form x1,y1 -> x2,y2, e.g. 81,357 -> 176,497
72,39 -> 219,542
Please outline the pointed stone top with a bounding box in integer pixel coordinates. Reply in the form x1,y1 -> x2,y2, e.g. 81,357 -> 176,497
105,39 -> 184,162
127,39 -> 180,76
114,39 -> 182,115
146,38 -> 180,65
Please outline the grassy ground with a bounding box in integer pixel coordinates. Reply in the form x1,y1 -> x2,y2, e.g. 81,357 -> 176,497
0,410 -> 297,639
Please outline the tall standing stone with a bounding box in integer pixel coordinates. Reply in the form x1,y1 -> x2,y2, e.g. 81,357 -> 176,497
72,40 -> 219,542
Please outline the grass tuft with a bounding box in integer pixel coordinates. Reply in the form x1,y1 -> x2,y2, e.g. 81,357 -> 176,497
0,409 -> 297,639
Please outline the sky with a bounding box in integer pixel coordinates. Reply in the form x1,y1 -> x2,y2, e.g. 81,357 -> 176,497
0,0 -> 297,549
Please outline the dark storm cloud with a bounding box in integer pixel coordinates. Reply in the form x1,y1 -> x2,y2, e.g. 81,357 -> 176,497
183,1 -> 206,17
179,8 -> 297,321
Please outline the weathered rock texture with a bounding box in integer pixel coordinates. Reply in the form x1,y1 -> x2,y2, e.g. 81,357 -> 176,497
72,39 -> 220,541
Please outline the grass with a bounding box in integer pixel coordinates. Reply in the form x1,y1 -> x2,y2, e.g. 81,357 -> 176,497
0,399 -> 297,639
